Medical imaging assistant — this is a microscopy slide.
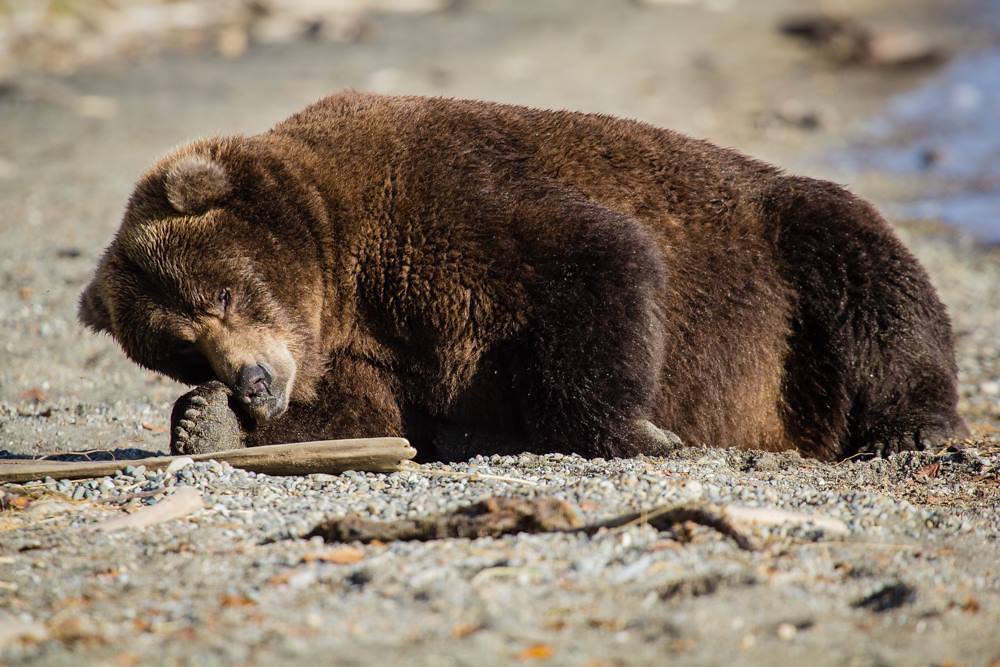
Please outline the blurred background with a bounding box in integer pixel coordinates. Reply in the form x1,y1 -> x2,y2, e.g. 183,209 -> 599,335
1,0 -> 999,240
1,0 -> 998,455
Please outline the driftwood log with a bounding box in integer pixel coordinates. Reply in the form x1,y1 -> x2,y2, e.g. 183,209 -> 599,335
305,497 -> 850,550
306,496 -> 759,551
0,438 -> 416,484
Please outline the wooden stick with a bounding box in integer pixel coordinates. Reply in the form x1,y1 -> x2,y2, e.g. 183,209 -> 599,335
723,505 -> 849,537
0,438 -> 416,484
96,486 -> 204,532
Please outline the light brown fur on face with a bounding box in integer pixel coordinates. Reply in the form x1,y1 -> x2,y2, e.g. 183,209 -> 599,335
80,155 -> 325,427
193,315 -> 297,423
80,92 -> 967,461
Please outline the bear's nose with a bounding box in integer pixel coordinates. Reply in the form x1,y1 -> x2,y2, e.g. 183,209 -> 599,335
235,363 -> 273,403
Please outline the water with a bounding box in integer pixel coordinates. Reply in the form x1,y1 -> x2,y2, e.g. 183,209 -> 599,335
838,46 -> 1000,243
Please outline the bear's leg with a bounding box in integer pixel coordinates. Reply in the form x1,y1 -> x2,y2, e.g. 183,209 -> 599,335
516,206 -> 671,458
768,177 -> 968,460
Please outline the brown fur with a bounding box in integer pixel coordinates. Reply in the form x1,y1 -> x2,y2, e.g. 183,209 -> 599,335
79,92 -> 968,461
164,154 -> 232,214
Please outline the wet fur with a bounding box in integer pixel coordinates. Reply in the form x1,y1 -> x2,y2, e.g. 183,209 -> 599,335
80,92 -> 967,461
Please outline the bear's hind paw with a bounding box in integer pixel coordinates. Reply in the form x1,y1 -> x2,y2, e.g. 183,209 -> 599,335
633,420 -> 683,457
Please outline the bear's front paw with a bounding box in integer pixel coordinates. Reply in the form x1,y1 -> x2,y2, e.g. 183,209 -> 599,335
170,381 -> 245,456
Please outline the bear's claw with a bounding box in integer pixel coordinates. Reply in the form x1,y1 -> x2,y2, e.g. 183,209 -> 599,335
169,381 -> 244,456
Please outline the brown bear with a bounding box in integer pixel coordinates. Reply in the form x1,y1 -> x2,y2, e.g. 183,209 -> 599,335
79,92 -> 967,462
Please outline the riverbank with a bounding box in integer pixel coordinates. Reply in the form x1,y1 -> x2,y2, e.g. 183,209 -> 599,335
1,1 -> 998,664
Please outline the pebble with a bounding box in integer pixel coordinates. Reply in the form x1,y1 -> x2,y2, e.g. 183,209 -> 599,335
166,457 -> 194,474
777,623 -> 797,640
7,443 -> 991,662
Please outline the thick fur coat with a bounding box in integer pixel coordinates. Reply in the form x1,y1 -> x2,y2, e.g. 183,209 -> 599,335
79,92 -> 968,461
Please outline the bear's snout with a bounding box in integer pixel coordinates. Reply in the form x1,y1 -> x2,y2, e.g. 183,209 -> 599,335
235,363 -> 273,402
186,316 -> 296,426
233,362 -> 285,424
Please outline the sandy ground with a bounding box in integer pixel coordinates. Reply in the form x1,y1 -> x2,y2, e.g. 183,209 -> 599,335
1,0 -> 999,664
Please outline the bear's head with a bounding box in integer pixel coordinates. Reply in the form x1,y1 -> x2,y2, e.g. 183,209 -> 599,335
79,140 -> 330,426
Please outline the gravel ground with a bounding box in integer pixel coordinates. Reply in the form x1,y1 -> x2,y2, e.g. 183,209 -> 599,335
1,0 -> 999,665
2,447 -> 998,666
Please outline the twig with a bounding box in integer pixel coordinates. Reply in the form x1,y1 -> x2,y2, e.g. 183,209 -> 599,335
578,503 -> 757,551
36,448 -> 118,462
837,451 -> 872,465
96,487 -> 166,505
398,461 -> 542,486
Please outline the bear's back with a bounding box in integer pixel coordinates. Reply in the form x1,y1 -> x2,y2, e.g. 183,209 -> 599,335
273,92 -> 782,235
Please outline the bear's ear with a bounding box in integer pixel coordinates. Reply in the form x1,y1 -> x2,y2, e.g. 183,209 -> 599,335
164,154 -> 231,214
78,279 -> 111,333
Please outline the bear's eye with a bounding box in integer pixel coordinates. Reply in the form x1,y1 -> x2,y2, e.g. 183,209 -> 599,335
218,288 -> 231,313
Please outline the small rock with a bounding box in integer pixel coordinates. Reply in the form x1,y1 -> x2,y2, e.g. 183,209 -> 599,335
771,101 -> 823,131
216,25 -> 248,59
919,146 -> 947,170
778,13 -> 946,67
73,95 -> 119,120
25,500 -> 78,518
287,567 -> 318,589
48,614 -> 104,643
0,615 -> 49,650
776,623 -> 797,640
166,457 -> 194,474
853,582 -> 917,612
